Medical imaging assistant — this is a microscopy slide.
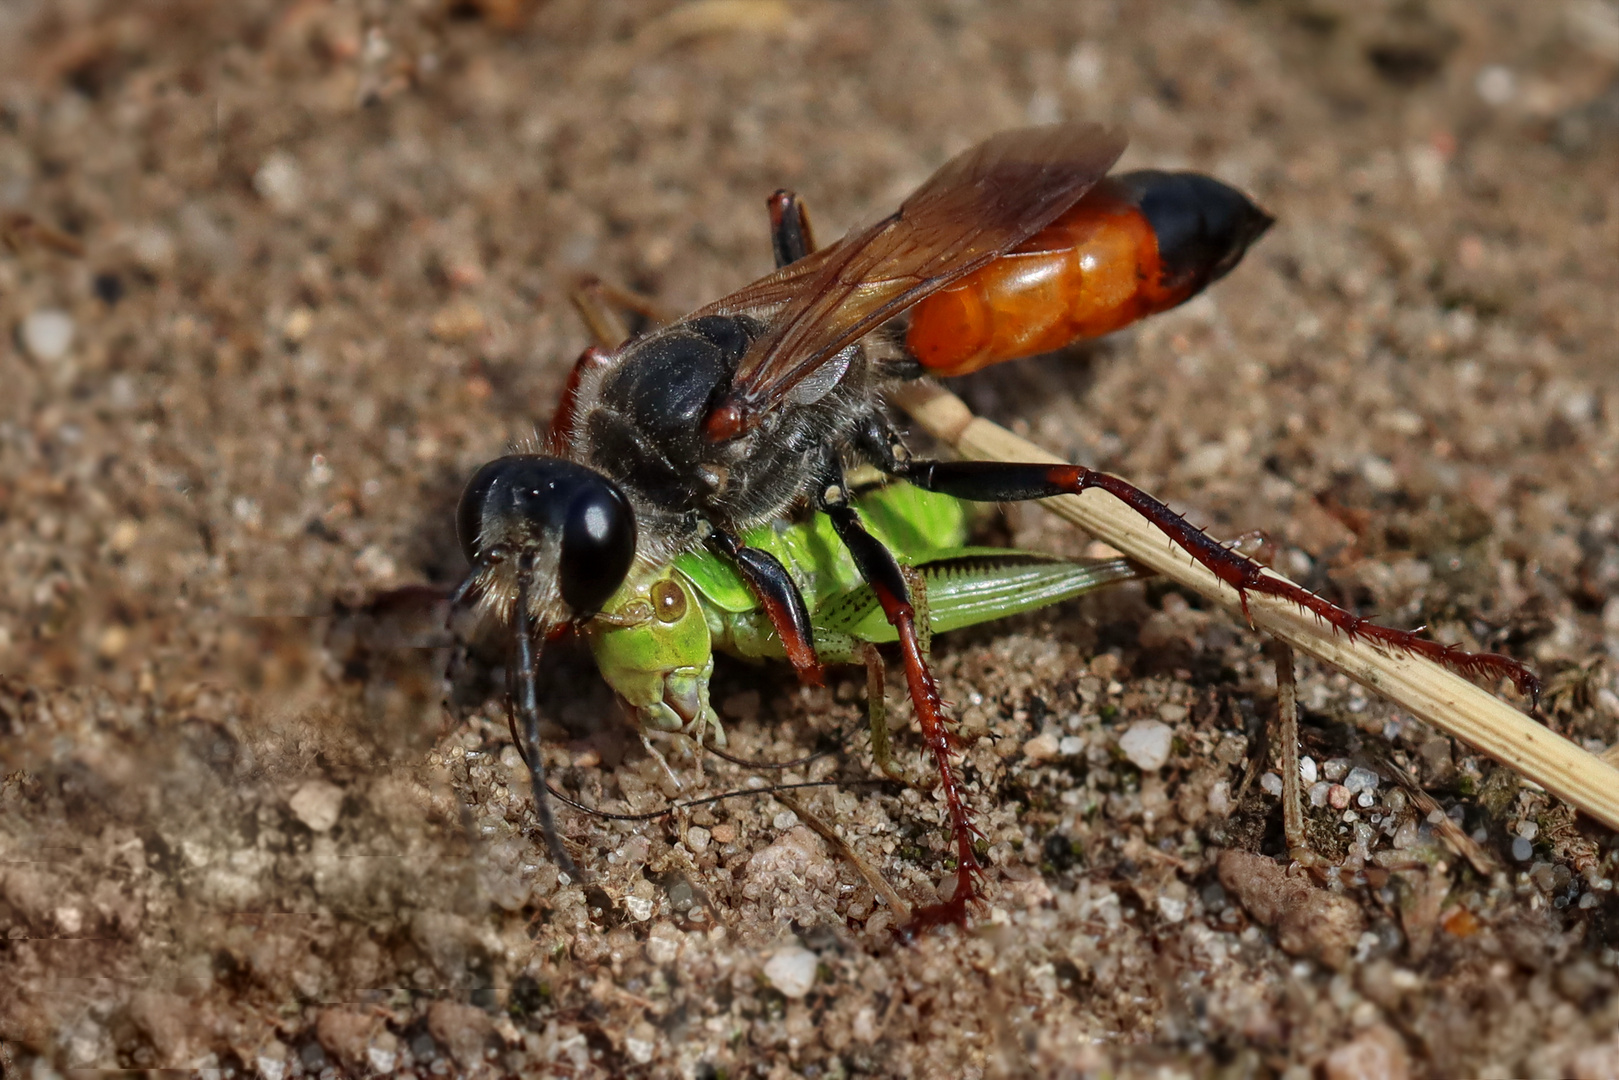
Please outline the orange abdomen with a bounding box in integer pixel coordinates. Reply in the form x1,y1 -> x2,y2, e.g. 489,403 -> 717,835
906,172 -> 1272,377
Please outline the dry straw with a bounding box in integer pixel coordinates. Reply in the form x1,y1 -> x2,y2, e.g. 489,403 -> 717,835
892,381 -> 1619,832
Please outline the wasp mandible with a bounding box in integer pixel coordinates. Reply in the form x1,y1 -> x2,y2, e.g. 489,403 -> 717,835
452,124 -> 1535,927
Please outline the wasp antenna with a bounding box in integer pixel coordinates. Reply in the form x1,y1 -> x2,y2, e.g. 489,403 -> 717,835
512,554 -> 581,879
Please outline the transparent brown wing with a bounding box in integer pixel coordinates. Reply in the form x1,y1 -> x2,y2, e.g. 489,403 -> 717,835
698,123 -> 1127,440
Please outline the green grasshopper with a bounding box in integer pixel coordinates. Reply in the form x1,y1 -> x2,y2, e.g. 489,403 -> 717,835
583,476 -> 1146,781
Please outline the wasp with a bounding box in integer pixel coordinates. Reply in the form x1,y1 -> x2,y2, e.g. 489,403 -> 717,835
452,123 -> 1535,926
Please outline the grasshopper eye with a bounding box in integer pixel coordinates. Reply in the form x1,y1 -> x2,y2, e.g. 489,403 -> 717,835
651,579 -> 688,623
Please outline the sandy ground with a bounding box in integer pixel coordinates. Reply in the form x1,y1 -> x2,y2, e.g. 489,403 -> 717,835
3,1 -> 1619,1077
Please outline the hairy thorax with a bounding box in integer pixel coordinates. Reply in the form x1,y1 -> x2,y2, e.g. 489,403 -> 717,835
574,314 -> 884,557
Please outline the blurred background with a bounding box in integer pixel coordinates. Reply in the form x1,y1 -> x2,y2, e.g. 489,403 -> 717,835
2,1 -> 1617,1076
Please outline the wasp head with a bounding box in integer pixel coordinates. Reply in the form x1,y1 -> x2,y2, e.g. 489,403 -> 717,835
455,455 -> 638,625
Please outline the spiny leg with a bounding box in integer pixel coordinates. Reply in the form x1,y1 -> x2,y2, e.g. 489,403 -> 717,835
818,474 -> 982,927
861,424 -> 1540,701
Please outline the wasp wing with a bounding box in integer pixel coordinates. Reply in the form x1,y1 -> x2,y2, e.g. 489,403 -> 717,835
698,123 -> 1127,438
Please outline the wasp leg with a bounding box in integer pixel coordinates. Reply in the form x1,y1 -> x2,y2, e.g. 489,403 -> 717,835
709,529 -> 825,687
864,426 -> 1539,700
569,275 -> 675,347
767,189 -> 818,268
817,475 -> 982,929
545,345 -> 616,453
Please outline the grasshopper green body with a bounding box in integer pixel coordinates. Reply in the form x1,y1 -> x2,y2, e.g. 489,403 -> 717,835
586,481 -> 1142,748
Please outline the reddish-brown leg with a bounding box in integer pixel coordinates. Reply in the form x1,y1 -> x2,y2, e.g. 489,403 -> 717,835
819,495 -> 982,929
545,345 -> 615,454
894,458 -> 1541,701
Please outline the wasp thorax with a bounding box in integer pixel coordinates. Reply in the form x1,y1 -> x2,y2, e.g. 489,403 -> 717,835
457,454 -> 637,617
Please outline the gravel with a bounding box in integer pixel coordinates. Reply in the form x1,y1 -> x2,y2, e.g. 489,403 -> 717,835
19,308 -> 74,360
763,945 -> 819,999
2,1 -> 1617,1076
1118,719 -> 1174,771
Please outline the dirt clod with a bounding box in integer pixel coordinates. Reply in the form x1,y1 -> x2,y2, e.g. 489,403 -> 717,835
426,1000 -> 495,1068
1219,849 -> 1367,970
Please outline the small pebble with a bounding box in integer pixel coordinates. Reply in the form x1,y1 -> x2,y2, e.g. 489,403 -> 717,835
1118,720 -> 1173,771
1058,735 -> 1084,756
1530,862 -> 1556,892
1344,767 -> 1380,793
1361,455 -> 1400,493
21,308 -> 75,360
625,1036 -> 656,1065
763,945 -> 818,998
1323,758 -> 1351,782
771,810 -> 799,831
1324,1025 -> 1411,1080
1475,64 -> 1516,106
288,780 -> 345,832
1309,781 -> 1332,808
1357,790 -> 1375,808
1022,732 -> 1060,761
1157,894 -> 1187,923
1511,836 -> 1534,862
646,923 -> 684,965
254,150 -> 305,212
1516,820 -> 1539,841
685,826 -> 711,854
1328,784 -> 1352,810
1260,772 -> 1283,797
1299,756 -> 1318,784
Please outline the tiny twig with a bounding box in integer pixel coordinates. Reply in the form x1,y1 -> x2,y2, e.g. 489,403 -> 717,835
892,381 -> 1619,833
1374,750 -> 1498,876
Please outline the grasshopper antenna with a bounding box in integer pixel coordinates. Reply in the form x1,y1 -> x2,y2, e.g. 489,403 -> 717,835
542,778 -> 890,823
700,726 -> 854,770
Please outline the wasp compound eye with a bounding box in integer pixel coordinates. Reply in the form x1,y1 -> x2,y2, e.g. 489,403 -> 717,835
456,455 -> 637,615
558,475 -> 636,615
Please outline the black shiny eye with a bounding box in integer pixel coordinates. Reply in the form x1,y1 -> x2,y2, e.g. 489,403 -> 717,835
558,480 -> 636,615
456,455 -> 637,616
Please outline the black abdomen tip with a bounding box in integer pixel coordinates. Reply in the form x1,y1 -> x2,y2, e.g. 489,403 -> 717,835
1115,170 -> 1275,294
